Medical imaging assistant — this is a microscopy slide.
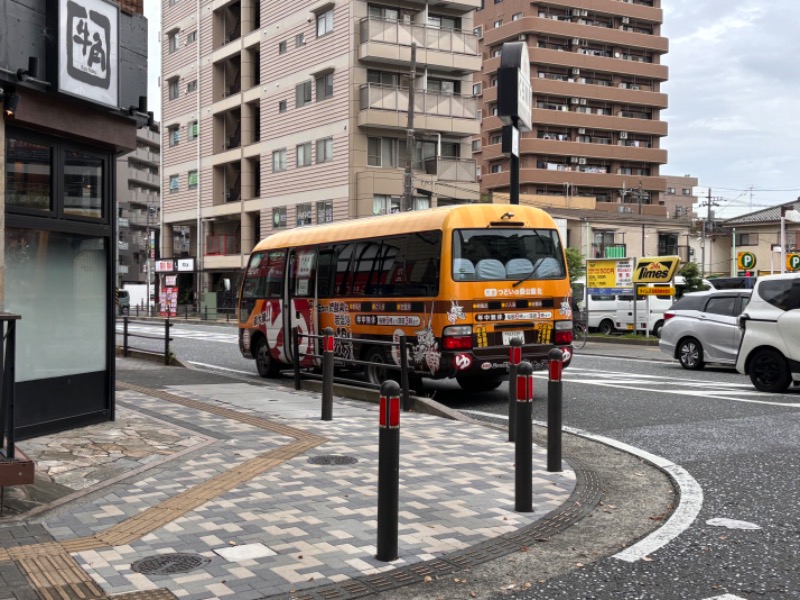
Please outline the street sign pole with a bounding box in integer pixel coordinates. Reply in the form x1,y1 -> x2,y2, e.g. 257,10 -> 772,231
498,42 -> 531,206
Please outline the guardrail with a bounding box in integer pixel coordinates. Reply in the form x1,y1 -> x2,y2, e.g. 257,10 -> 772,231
120,316 -> 173,365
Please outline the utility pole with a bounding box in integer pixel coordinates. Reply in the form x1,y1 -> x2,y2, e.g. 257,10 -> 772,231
403,43 -> 416,213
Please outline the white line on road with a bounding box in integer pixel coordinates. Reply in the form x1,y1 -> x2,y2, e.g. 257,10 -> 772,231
188,361 -> 256,376
462,409 -> 703,563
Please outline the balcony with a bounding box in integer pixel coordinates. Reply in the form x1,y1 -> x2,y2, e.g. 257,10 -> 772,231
358,84 -> 479,136
359,17 -> 480,72
206,234 -> 241,256
592,244 -> 627,259
423,157 -> 476,182
403,0 -> 482,10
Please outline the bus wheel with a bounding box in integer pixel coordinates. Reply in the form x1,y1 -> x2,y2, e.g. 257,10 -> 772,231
456,375 -> 503,392
364,346 -> 392,386
255,338 -> 281,378
598,319 -> 614,336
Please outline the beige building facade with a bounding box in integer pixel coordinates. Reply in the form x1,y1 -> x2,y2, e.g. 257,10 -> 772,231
473,0 -> 669,209
161,0 -> 482,298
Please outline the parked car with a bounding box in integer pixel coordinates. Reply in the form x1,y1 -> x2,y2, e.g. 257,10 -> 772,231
118,289 -> 130,315
659,289 -> 752,370
736,274 -> 800,392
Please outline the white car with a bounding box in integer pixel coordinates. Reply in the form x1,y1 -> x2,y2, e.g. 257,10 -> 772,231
735,274 -> 800,392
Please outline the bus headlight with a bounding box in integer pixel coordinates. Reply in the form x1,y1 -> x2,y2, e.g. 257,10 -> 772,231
442,325 -> 473,350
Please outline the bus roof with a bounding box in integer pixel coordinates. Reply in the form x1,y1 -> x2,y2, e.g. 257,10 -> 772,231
251,204 -> 559,252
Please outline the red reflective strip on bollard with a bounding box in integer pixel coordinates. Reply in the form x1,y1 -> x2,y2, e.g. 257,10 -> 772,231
388,396 -> 400,428
509,346 -> 521,365
549,358 -> 562,382
516,374 -> 533,402
379,395 -> 387,428
324,334 -> 334,353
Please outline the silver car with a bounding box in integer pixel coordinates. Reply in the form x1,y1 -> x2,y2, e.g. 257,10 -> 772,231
659,290 -> 752,370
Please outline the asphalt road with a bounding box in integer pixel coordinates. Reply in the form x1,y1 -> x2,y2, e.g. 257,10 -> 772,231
118,323 -> 800,599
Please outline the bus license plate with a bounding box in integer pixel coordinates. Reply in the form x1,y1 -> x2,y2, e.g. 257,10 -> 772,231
502,331 -> 524,345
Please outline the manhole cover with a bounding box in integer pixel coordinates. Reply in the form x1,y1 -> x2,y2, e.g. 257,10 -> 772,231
308,454 -> 358,466
131,553 -> 211,575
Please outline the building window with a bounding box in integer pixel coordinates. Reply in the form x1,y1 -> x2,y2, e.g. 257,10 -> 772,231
373,195 -> 401,215
682,188 -> 691,195
186,30 -> 197,44
317,9 -> 333,37
296,203 -> 313,226
189,121 -> 198,139
296,80 -> 312,108
428,15 -> 461,30
472,82 -> 482,95
512,12 -> 523,20
272,206 -> 287,229
169,126 -> 179,146
296,142 -> 312,167
168,32 -> 179,53
168,78 -> 179,100
367,137 -> 406,168
490,163 -> 502,173
278,40 -> 287,54
316,137 -> 333,163
735,233 -> 759,246
188,170 -> 198,189
186,80 -> 197,93
490,134 -> 502,145
471,140 -> 481,152
316,72 -> 333,101
169,174 -> 179,192
278,100 -> 287,113
272,149 -> 287,172
493,19 -> 502,28
296,33 -> 305,47
667,187 -> 676,194
317,200 -> 333,223
473,25 -> 483,38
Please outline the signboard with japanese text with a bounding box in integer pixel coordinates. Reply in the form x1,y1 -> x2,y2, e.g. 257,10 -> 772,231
497,42 -> 532,132
58,0 -> 119,108
637,286 -> 675,296
586,258 -> 633,295
154,260 -> 175,273
177,258 -> 195,272
159,286 -> 178,318
631,256 -> 681,284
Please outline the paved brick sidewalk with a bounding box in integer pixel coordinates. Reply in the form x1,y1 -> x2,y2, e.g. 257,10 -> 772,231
0,358 -> 579,600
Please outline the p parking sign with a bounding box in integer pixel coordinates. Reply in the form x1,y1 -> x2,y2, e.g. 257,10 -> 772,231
787,253 -> 800,272
737,252 -> 757,270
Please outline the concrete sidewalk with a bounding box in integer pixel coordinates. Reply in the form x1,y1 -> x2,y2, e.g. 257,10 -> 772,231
0,357 -> 614,600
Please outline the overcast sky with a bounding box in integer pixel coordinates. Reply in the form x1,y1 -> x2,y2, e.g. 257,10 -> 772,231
144,0 -> 799,219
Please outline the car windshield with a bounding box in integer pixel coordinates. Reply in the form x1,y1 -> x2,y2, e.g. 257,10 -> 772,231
452,228 -> 566,282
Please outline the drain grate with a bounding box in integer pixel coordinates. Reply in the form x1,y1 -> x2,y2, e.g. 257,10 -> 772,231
308,454 -> 359,466
131,553 -> 211,575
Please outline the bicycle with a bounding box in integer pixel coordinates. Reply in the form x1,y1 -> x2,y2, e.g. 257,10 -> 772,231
573,320 -> 588,350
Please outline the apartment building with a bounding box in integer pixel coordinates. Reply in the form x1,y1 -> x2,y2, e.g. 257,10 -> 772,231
474,0 -> 669,210
161,0 -> 482,300
116,124 -> 161,288
663,173 -> 698,219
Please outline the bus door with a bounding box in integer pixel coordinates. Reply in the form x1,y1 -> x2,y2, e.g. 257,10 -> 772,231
286,247 -> 318,367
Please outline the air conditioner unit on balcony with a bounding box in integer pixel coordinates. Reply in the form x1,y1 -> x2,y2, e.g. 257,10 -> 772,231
619,82 -> 627,89
622,16 -> 630,24
571,97 -> 580,104
572,68 -> 581,75
581,10 -> 588,17
630,84 -> 640,90
571,38 -> 582,46
572,9 -> 582,16
580,98 -> 587,105
578,128 -> 586,134
570,156 -> 579,163
614,52 -> 622,58
578,157 -> 587,165
620,131 -> 628,139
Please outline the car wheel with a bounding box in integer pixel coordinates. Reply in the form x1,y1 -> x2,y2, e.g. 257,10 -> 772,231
364,346 -> 392,386
653,320 -> 664,338
455,375 -> 504,392
677,338 -> 705,370
598,320 -> 614,336
749,348 -> 791,393
255,337 -> 281,378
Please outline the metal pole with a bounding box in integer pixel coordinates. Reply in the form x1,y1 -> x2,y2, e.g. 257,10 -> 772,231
164,317 -> 170,365
399,334 -> 410,411
514,361 -> 533,512
403,43 -> 416,212
510,131 -> 520,205
322,327 -> 334,421
123,316 -> 129,357
507,337 -> 522,442
780,210 -> 787,274
377,380 -> 401,562
547,349 -> 563,472
293,327 -> 301,391
5,321 -> 17,459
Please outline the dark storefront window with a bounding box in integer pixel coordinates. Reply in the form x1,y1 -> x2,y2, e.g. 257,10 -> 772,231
5,138 -> 52,211
64,151 -> 104,218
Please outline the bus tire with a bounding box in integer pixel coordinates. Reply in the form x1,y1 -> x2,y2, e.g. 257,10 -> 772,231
598,319 -> 615,336
456,375 -> 504,392
254,337 -> 281,378
364,346 -> 392,386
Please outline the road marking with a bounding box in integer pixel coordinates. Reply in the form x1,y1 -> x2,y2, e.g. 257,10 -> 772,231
704,596 -> 747,600
116,324 -> 238,344
462,409 -> 703,563
188,361 -> 256,376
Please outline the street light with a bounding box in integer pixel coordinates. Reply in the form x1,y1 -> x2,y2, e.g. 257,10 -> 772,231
145,206 -> 159,316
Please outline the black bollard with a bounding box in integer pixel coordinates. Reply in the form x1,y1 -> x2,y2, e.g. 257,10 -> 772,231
514,361 -> 534,512
123,316 -> 129,357
293,328 -> 301,391
376,380 -> 401,562
164,317 -> 170,365
508,337 -> 522,442
322,327 -> 334,421
547,348 -> 564,472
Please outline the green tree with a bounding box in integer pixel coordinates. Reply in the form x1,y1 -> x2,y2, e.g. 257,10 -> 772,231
565,247 -> 585,283
678,261 -> 708,293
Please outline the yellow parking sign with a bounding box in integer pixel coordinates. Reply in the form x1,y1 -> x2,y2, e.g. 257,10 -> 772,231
737,252 -> 757,271
788,253 -> 800,272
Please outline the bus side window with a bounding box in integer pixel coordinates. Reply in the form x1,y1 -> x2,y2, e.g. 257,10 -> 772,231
265,250 -> 286,298
335,243 -> 355,296
316,248 -> 336,298
241,252 -> 267,298
371,236 -> 406,296
406,231 -> 441,296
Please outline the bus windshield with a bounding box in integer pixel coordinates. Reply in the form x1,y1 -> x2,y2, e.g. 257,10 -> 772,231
452,228 -> 566,282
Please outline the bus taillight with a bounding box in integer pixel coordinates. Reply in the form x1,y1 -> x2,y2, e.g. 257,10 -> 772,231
554,321 -> 573,345
443,326 -> 473,350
